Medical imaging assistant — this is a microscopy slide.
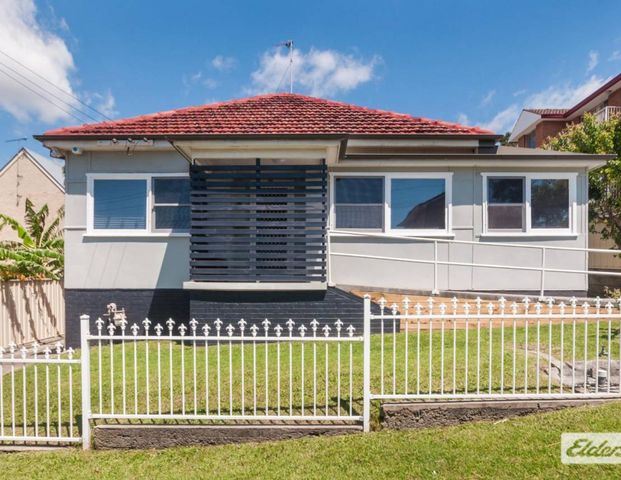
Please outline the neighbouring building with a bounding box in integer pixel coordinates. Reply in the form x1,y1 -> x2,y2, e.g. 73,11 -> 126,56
34,94 -> 611,346
509,73 -> 621,148
0,148 -> 64,241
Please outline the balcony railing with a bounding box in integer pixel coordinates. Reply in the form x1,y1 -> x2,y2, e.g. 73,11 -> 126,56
593,106 -> 621,122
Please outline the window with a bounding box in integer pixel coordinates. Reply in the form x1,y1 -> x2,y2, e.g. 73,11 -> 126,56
483,173 -> 575,235
531,179 -> 569,229
391,178 -> 446,230
153,178 -> 191,232
334,177 -> 384,229
93,179 -> 147,230
88,174 -> 190,235
526,131 -> 537,148
487,177 -> 525,230
332,174 -> 452,235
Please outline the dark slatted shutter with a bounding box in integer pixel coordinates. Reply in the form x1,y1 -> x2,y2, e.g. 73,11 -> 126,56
190,160 -> 327,283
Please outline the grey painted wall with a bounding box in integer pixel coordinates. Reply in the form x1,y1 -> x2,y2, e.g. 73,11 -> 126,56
64,149 -> 190,289
64,151 -> 590,292
329,167 -> 589,292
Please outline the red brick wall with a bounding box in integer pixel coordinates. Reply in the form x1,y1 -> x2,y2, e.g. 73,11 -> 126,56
607,88 -> 621,106
535,121 -> 568,147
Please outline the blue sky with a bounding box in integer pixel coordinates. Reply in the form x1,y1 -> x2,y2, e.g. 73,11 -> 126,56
1,0 -> 621,166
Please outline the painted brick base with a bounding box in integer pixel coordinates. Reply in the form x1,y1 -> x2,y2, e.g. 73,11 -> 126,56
65,287 -> 382,347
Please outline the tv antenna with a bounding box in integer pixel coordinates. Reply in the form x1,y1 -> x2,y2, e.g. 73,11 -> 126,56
275,40 -> 294,93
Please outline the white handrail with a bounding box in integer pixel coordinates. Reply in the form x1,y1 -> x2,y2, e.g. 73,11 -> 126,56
328,230 -> 621,297
330,229 -> 621,255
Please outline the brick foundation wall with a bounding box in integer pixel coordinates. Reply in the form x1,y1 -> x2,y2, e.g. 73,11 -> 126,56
65,287 -> 382,347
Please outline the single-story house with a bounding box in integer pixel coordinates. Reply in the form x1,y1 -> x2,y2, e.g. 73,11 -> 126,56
34,94 -> 611,345
0,147 -> 64,241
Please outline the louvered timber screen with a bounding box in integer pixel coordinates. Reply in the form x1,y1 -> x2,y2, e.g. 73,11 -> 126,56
190,161 -> 327,283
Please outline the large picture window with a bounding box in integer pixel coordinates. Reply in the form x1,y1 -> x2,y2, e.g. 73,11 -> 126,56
483,173 -> 575,235
93,179 -> 147,230
390,178 -> 446,230
332,173 -> 452,235
87,174 -> 190,235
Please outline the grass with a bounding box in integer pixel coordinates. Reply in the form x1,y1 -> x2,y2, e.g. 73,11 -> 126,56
1,401 -> 621,478
1,318 -> 619,438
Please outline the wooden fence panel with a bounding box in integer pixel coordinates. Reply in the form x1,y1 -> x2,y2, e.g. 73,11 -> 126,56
0,280 -> 64,348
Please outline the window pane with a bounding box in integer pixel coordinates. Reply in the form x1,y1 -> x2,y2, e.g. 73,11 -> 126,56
488,205 -> 523,229
154,206 -> 191,231
390,179 -> 446,230
153,178 -> 190,204
488,178 -> 524,203
335,177 -> 383,204
335,206 -> 383,229
531,179 -> 569,228
94,179 -> 146,229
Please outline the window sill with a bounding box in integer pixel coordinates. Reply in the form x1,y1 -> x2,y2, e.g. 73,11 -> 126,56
330,231 -> 455,239
479,232 -> 578,239
83,232 -> 190,239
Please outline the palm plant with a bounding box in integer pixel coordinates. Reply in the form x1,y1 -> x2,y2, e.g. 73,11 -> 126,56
0,199 -> 64,281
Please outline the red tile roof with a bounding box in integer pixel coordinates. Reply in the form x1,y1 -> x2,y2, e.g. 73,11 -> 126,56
524,108 -> 569,117
40,93 -> 494,138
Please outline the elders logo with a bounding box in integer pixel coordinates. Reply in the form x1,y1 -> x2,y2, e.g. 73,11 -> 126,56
562,433 -> 621,464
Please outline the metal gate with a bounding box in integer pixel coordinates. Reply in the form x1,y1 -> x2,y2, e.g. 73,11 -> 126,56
0,342 -> 81,445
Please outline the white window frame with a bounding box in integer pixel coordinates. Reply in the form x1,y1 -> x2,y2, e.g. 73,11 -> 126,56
152,176 -> 192,234
86,173 -> 190,237
329,172 -> 453,237
481,172 -> 577,236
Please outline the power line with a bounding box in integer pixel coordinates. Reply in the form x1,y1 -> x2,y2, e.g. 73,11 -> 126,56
0,48 -> 112,121
0,60 -> 101,123
0,67 -> 88,124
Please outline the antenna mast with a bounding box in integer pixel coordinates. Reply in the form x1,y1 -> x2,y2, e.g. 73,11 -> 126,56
285,40 -> 293,93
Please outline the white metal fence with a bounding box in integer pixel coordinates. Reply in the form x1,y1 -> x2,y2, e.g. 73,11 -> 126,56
80,314 -> 365,447
2,296 -> 621,449
365,295 -> 621,405
0,342 -> 80,444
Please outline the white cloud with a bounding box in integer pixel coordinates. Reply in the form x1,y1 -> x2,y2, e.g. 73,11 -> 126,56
249,47 -> 381,97
474,75 -> 609,133
587,50 -> 599,73
478,104 -> 520,133
479,90 -> 495,107
0,0 -> 76,123
524,74 -> 607,108
0,0 -> 114,124
182,70 -> 218,92
513,88 -> 527,97
456,113 -> 470,125
211,55 -> 236,72
609,50 -> 621,61
84,90 -> 117,118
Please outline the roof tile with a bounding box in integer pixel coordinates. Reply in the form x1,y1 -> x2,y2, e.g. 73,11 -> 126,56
41,93 -> 494,137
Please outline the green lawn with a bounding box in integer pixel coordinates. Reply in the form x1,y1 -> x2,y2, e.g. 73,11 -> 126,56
1,319 -> 619,438
1,401 -> 621,479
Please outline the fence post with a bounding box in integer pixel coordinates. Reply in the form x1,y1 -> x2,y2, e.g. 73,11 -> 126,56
80,315 -> 91,450
432,240 -> 439,295
363,295 -> 371,432
539,247 -> 546,300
